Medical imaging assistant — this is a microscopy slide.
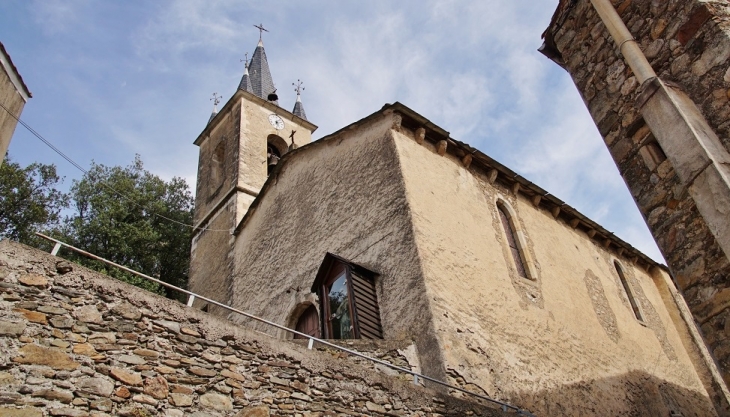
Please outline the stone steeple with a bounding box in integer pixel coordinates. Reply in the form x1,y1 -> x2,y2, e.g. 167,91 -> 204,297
292,94 -> 307,120
247,39 -> 277,103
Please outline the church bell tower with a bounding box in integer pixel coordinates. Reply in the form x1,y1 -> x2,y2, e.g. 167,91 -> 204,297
188,26 -> 318,308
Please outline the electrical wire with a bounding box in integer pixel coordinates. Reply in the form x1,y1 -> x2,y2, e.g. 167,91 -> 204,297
0,100 -> 230,233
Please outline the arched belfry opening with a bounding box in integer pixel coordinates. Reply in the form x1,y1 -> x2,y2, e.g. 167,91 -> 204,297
267,134 -> 288,176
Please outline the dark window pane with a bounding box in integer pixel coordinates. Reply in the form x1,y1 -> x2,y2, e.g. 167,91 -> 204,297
328,272 -> 352,339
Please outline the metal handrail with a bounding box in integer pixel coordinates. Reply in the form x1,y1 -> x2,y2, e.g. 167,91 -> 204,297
35,232 -> 535,416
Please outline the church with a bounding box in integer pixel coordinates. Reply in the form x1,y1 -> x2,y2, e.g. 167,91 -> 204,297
187,30 -> 727,416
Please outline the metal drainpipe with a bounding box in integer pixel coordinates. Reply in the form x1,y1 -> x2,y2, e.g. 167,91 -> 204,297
590,0 -> 656,83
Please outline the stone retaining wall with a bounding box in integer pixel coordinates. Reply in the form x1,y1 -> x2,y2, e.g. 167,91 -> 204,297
0,240 -> 510,417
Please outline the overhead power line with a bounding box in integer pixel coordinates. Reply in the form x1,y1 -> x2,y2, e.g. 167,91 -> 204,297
0,100 -> 229,233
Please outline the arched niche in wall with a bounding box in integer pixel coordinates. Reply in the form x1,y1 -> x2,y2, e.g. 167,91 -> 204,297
295,304 -> 320,339
285,302 -> 321,340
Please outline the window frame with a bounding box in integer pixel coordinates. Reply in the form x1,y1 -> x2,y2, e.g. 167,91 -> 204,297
311,253 -> 383,340
320,262 -> 358,339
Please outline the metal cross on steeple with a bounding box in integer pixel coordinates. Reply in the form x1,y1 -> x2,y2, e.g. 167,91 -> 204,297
254,23 -> 268,40
293,79 -> 305,95
210,92 -> 221,109
240,53 -> 249,68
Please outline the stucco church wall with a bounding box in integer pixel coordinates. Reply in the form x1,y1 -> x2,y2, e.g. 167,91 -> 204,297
0,240 -> 511,417
229,113 -> 448,383
392,125 -> 718,416
543,0 -> 730,386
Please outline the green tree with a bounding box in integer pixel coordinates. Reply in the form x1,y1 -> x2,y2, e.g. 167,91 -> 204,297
60,156 -> 193,298
0,155 -> 68,246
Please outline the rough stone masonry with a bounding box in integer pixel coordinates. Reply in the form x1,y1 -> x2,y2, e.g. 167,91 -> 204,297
542,0 -> 730,385
0,239 -> 510,417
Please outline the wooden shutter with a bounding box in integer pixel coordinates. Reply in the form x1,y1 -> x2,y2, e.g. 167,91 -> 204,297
350,271 -> 383,339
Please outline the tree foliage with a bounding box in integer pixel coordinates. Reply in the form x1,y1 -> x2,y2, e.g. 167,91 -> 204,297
60,156 -> 194,298
0,155 -> 193,298
0,155 -> 68,246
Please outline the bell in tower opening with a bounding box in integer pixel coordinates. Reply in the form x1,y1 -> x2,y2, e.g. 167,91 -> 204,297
266,134 -> 289,176
267,145 -> 281,175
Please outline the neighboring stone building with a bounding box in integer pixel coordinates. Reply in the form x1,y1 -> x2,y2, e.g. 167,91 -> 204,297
188,34 -> 730,416
0,41 -> 32,164
541,0 -> 730,389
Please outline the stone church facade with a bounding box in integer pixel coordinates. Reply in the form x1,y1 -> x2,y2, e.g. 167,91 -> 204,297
189,30 -> 729,416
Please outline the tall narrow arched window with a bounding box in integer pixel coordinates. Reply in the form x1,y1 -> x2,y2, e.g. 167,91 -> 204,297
614,261 -> 644,321
497,203 -> 529,279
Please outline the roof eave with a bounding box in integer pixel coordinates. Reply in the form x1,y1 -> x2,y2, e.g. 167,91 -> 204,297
539,0 -> 580,66
232,101 -> 665,273
0,42 -> 32,101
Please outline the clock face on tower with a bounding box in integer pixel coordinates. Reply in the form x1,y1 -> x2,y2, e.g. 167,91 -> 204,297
268,114 -> 284,130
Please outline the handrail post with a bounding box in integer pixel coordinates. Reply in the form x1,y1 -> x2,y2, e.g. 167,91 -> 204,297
51,242 -> 62,256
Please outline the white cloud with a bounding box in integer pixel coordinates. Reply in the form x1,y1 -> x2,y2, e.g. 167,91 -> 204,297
30,0 -> 86,35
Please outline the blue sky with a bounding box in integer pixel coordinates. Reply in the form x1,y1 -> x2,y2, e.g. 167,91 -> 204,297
0,0 -> 664,262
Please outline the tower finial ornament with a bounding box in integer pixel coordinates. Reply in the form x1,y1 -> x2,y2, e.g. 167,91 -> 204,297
293,79 -> 305,96
240,53 -> 249,68
208,92 -> 221,124
254,23 -> 268,41
291,79 -> 308,120
210,92 -> 221,110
